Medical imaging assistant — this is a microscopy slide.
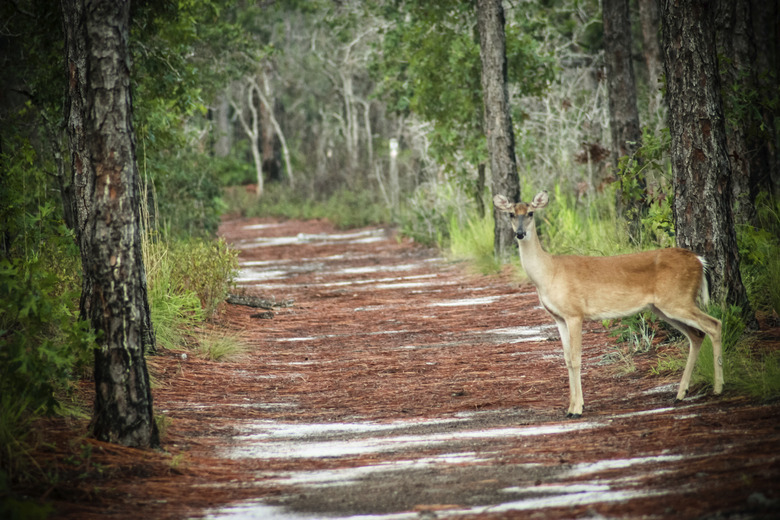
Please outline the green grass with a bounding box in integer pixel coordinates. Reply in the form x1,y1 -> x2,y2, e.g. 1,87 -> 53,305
447,211 -> 502,274
145,236 -> 205,351
144,232 -> 239,353
194,329 -> 248,362
540,184 -> 642,257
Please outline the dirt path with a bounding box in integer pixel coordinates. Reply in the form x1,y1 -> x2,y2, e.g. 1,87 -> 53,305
50,217 -> 780,519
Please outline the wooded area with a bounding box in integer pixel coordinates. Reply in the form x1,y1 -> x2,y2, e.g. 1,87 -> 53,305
2,0 -> 780,515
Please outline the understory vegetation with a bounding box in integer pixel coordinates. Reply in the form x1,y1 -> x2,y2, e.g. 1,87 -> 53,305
0,147 -> 240,488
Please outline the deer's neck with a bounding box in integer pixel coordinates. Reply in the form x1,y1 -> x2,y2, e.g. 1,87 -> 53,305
517,229 -> 552,286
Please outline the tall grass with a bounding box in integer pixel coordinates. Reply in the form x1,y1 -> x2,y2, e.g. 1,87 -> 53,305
144,234 -> 239,352
447,211 -> 502,274
540,184 -> 647,257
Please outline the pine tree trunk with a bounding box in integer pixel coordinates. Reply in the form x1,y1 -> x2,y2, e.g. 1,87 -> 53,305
603,0 -> 645,228
750,0 -> 780,198
62,0 -> 160,447
476,0 -> 521,259
716,0 -> 758,225
661,0 -> 756,327
638,0 -> 664,112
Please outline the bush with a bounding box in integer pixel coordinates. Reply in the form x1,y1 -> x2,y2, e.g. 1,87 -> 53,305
738,192 -> 780,319
146,154 -> 225,237
169,238 -> 238,318
0,210 -> 96,480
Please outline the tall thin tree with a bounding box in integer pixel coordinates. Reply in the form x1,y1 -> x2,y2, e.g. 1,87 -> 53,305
61,0 -> 160,446
716,0 -> 758,225
603,0 -> 645,230
476,0 -> 521,259
661,0 -> 756,327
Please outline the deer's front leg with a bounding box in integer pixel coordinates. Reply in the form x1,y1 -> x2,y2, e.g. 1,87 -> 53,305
551,314 -> 582,418
564,316 -> 584,418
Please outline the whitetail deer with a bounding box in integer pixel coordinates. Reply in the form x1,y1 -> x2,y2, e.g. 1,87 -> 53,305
494,191 -> 723,418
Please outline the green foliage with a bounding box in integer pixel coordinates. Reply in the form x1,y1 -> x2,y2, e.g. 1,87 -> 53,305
130,0 -> 255,238
145,152 -> 227,237
656,304 -> 780,399
615,126 -> 674,244
170,238 -> 238,318
371,0 -> 554,182
0,470 -> 53,520
540,185 -> 636,257
224,183 -> 390,230
738,192 -> 780,318
210,143 -> 256,187
0,209 -> 96,480
146,235 -> 238,343
607,312 -> 658,354
131,0 -> 249,152
447,211 -> 501,275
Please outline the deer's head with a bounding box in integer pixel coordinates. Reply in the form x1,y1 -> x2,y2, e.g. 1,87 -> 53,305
493,191 -> 549,240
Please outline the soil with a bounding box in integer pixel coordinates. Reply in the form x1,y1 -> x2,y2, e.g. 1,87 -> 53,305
23,217 -> 780,519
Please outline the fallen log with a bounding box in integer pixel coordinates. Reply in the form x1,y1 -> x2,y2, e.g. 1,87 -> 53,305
226,294 -> 294,309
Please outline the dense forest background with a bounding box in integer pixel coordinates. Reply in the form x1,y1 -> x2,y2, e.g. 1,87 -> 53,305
2,0 -> 780,510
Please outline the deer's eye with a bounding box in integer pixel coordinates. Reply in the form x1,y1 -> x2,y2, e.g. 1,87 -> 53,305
528,211 -> 534,217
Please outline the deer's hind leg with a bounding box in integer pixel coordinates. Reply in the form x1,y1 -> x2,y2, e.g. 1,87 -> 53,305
651,305 -> 715,401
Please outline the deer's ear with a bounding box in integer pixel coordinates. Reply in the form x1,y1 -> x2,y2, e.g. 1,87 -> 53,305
531,191 -> 549,210
493,194 -> 515,213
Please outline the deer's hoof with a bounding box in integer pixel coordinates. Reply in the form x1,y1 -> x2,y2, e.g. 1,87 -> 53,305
566,412 -> 582,419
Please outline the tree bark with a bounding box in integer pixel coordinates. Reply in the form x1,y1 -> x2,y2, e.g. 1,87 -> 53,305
213,92 -> 232,158
227,78 -> 264,197
637,0 -> 664,113
661,0 -> 755,326
750,0 -> 780,198
603,0 -> 645,227
62,0 -> 160,447
716,0 -> 758,225
259,73 -> 282,183
476,0 -> 521,259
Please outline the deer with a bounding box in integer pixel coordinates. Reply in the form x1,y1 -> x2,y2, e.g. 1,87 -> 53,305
493,191 -> 723,418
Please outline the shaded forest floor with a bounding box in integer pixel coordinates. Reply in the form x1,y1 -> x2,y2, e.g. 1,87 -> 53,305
18,217 -> 780,519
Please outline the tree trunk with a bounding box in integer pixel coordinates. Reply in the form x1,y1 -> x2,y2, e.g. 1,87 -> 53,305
255,73 -> 294,187
637,0 -> 664,114
749,0 -> 780,198
62,0 -> 160,447
476,0 -> 521,259
227,79 -> 264,197
259,73 -> 282,184
661,0 -> 756,326
716,0 -> 758,225
603,0 -> 646,229
213,92 -> 232,158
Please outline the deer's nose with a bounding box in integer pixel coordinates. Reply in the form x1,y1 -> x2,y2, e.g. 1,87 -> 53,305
515,230 -> 526,240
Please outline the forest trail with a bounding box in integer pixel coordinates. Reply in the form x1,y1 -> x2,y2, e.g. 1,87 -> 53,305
56,217 -> 780,519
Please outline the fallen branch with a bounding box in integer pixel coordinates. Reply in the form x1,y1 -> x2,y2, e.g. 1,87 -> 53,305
226,294 -> 294,309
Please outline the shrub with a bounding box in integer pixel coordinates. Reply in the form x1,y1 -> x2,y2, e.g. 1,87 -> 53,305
0,212 -> 96,480
169,238 -> 238,318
